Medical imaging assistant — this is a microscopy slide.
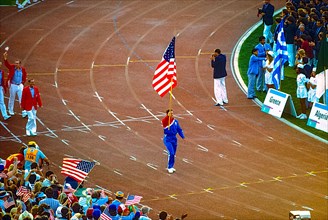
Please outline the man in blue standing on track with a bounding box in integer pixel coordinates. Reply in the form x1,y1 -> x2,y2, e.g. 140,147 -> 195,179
162,109 -> 185,174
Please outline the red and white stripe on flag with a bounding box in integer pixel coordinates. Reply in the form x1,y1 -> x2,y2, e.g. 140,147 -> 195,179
61,158 -> 95,183
152,37 -> 177,97
16,186 -> 31,202
100,213 -> 112,220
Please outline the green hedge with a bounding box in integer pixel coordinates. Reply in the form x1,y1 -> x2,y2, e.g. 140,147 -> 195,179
0,0 -> 16,6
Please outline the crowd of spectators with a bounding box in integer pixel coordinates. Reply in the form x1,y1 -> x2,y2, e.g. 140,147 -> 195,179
0,141 -> 188,220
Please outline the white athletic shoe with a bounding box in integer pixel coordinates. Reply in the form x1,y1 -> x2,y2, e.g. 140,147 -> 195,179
167,168 -> 175,174
300,114 -> 307,120
17,3 -> 23,9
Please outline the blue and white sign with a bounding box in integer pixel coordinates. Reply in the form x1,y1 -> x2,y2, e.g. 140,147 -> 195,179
307,102 -> 328,133
262,89 -> 296,117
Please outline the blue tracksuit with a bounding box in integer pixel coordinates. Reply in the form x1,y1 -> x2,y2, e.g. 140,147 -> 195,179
162,116 -> 184,169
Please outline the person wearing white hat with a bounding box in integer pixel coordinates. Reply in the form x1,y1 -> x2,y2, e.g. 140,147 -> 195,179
263,50 -> 275,90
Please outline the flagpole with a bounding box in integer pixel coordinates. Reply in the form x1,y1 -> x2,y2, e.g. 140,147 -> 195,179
168,78 -> 174,130
279,58 -> 282,91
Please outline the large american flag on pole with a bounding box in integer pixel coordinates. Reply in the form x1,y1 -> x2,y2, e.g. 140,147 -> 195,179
272,21 -> 288,89
61,158 -> 95,183
152,37 -> 177,97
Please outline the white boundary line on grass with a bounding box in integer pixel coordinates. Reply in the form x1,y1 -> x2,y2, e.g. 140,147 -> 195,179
230,8 -> 328,144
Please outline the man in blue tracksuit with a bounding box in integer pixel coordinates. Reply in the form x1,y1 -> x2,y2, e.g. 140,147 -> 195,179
162,109 -> 184,174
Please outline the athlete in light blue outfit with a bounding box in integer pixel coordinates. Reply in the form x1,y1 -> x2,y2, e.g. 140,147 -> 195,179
162,109 -> 185,174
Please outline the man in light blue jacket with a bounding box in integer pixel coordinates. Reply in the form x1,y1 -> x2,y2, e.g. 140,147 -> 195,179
247,48 -> 266,99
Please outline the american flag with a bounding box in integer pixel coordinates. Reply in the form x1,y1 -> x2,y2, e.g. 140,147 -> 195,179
125,194 -> 143,205
16,186 -> 31,202
272,20 -> 288,89
61,158 -> 95,183
100,212 -> 112,220
4,197 -> 15,209
152,37 -> 177,97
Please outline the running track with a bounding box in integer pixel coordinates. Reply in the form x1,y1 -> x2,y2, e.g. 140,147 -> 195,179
0,1 -> 327,219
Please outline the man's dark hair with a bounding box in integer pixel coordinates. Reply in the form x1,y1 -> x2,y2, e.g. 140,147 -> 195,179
166,109 -> 172,114
45,187 -> 54,198
251,48 -> 258,54
31,162 -> 38,169
259,36 -> 265,42
214,48 -> 221,54
45,171 -> 54,178
159,211 -> 168,220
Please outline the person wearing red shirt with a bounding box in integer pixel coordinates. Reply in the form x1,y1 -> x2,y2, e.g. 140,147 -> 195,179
4,146 -> 26,170
300,34 -> 314,66
21,79 -> 42,136
0,61 -> 11,120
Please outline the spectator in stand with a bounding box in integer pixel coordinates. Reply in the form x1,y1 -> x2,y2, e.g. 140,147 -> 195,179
295,24 -> 310,49
255,36 -> 272,92
300,34 -> 315,66
314,31 -> 324,67
284,16 -> 298,67
91,189 -> 109,206
21,78 -> 43,137
259,0 -> 275,44
0,61 -> 11,121
158,211 -> 187,220
110,191 -> 124,210
1,157 -> 18,180
140,206 -> 152,220
42,171 -> 57,187
38,187 -> 60,214
3,51 -> 27,117
4,146 -> 26,170
314,19 -> 326,43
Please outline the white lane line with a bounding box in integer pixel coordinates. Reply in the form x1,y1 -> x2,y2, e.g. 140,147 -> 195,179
36,117 -> 59,138
98,135 -> 106,141
61,139 -> 69,145
232,140 -> 242,147
147,163 -> 158,170
0,122 -> 24,145
94,91 -> 103,102
182,158 -> 193,164
207,124 -> 215,130
141,104 -> 159,120
197,144 -> 208,152
114,169 -> 123,176
68,110 -> 80,121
